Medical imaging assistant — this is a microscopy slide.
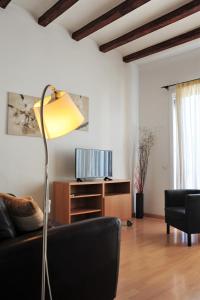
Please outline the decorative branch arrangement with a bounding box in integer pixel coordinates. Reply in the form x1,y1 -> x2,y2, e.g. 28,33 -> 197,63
134,128 -> 155,193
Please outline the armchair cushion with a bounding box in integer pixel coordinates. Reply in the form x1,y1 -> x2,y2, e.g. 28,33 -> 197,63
0,199 -> 16,241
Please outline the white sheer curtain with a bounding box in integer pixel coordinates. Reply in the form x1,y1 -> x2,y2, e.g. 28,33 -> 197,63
174,79 -> 200,188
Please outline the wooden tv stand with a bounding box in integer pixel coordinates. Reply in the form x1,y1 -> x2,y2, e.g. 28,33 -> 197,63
53,179 -> 132,224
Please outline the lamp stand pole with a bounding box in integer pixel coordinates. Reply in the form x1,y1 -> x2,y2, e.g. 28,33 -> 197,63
35,84 -> 84,300
40,85 -> 55,300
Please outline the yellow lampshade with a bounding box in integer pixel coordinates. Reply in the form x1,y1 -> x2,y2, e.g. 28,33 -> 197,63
34,90 -> 84,139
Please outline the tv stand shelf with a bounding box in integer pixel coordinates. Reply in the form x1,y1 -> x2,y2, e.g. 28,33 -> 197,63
70,208 -> 102,216
70,193 -> 102,198
53,180 -> 132,224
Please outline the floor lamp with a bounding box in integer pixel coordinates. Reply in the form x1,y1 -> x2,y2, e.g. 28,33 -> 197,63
34,85 -> 84,300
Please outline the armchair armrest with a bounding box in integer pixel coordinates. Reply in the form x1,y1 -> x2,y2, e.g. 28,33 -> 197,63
0,217 -> 121,300
165,190 -> 187,207
185,194 -> 200,233
186,194 -> 200,212
165,189 -> 200,207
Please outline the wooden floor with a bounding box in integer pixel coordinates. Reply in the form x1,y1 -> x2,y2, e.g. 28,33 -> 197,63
116,217 -> 200,300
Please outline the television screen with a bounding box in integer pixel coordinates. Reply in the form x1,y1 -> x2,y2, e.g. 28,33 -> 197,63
75,148 -> 112,179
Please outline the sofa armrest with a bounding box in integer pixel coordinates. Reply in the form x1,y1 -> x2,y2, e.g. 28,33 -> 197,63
0,217 -> 121,300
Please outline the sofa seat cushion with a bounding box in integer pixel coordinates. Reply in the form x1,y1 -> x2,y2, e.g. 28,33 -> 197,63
0,199 -> 16,241
165,207 -> 185,219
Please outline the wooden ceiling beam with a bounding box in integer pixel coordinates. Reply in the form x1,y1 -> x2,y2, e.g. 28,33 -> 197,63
100,0 -> 200,52
38,0 -> 79,27
0,0 -> 11,8
123,26 -> 200,62
72,0 -> 151,41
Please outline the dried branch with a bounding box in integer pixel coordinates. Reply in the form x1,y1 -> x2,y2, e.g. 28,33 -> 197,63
134,128 -> 155,193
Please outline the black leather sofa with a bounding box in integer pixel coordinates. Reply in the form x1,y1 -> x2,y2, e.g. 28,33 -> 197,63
165,189 -> 200,246
0,214 -> 121,300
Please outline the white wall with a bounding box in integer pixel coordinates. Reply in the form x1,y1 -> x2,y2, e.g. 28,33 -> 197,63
139,48 -> 200,215
0,4 -> 139,207
124,64 -> 139,212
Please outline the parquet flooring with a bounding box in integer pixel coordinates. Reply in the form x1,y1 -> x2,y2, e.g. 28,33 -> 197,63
116,217 -> 200,300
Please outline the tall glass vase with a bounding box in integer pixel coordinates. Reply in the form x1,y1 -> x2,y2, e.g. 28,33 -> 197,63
136,192 -> 144,218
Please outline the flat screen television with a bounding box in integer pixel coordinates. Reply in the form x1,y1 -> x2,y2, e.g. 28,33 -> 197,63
75,148 -> 112,180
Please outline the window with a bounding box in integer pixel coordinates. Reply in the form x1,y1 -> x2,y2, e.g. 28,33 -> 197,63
172,80 -> 200,188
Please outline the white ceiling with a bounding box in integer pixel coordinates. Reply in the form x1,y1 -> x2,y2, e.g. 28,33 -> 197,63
13,0 -> 200,63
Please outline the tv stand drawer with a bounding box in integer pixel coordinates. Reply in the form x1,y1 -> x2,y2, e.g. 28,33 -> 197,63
104,194 -> 132,221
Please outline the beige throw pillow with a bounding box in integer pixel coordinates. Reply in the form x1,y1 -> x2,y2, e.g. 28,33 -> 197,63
0,193 -> 43,232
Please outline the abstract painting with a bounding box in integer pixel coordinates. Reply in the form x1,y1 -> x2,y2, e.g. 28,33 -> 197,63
69,93 -> 89,131
7,91 -> 89,137
7,92 -> 41,137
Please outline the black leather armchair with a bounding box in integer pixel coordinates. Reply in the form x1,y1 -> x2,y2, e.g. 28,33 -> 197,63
0,217 -> 121,300
165,189 -> 200,246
